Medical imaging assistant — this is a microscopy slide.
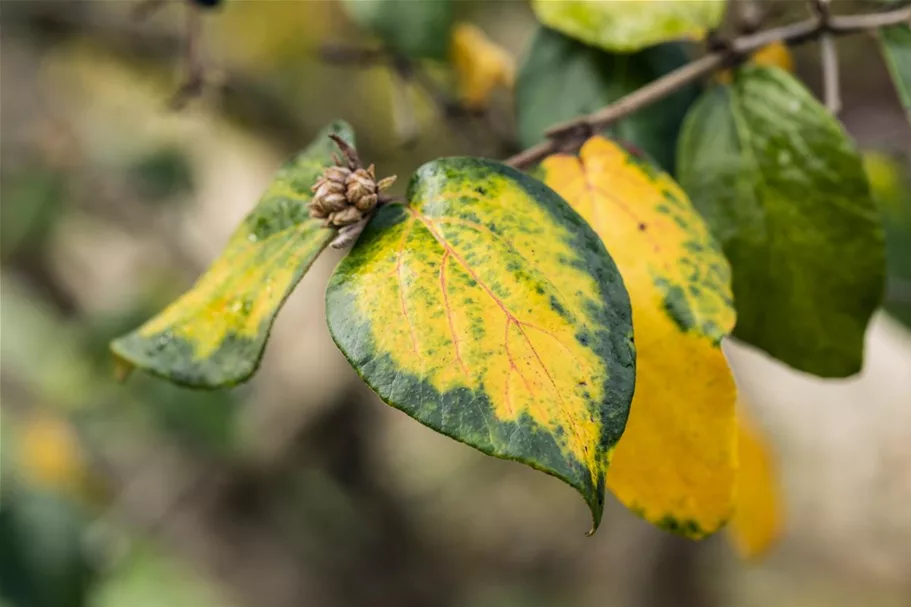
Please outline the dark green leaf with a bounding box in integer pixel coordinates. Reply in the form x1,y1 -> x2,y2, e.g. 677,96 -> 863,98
516,27 -> 698,173
0,491 -> 97,607
110,121 -> 352,388
878,24 -> 911,125
677,66 -> 885,377
341,0 -> 453,60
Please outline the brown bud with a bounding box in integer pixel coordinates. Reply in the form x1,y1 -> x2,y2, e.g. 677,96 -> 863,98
329,206 -> 362,227
377,175 -> 397,191
355,193 -> 378,212
313,179 -> 345,200
324,166 -> 351,184
308,204 -> 328,220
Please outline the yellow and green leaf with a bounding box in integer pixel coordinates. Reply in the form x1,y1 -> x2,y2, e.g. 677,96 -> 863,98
728,408 -> 783,558
541,136 -> 737,538
327,158 -> 636,532
532,0 -> 727,53
111,121 -> 353,388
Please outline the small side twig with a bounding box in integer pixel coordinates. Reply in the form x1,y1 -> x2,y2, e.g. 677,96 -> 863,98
170,2 -> 207,109
814,0 -> 841,115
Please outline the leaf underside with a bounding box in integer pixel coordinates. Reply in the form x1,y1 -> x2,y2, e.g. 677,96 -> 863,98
110,121 -> 354,388
542,136 -> 737,538
677,66 -> 885,377
531,0 -> 726,52
327,157 -> 636,532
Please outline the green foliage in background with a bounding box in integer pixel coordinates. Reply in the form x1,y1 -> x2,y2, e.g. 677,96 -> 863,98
878,24 -> 911,125
532,0 -> 727,52
517,27 -> 697,172
341,0 -> 453,60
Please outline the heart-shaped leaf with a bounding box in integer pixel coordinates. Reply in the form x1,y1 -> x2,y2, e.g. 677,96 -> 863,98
517,27 -> 698,173
878,24 -> 911,125
541,136 -> 737,538
326,158 -> 636,532
111,121 -> 353,387
677,67 -> 885,377
531,0 -> 727,53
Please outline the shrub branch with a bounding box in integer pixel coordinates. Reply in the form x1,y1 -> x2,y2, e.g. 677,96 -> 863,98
504,4 -> 911,169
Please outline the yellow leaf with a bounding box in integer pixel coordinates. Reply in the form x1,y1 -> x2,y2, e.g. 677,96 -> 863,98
541,136 -> 737,538
111,122 -> 353,388
728,409 -> 783,558
327,157 -> 636,532
19,413 -> 87,496
718,41 -> 794,83
451,23 -> 515,110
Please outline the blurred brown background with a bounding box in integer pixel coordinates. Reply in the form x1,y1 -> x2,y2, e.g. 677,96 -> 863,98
2,1 -> 911,606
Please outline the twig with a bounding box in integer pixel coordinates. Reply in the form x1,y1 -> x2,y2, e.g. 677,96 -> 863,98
170,2 -> 206,109
815,0 -> 841,114
505,4 -> 911,169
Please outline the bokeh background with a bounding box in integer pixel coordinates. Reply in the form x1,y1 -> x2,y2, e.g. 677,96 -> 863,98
2,1 -> 911,606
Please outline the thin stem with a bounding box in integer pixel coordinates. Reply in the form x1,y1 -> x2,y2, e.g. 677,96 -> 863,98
820,34 -> 841,113
814,0 -> 841,115
504,4 -> 911,169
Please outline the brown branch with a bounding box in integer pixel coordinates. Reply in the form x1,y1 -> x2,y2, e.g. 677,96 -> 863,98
504,4 -> 911,169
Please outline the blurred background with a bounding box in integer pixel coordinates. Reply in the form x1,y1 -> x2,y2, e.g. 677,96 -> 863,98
1,1 -> 910,606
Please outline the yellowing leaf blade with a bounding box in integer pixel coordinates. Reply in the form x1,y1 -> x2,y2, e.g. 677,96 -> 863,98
111,121 -> 353,388
451,22 -> 515,110
728,410 -> 783,558
532,0 -> 727,52
327,158 -> 636,532
541,136 -> 737,538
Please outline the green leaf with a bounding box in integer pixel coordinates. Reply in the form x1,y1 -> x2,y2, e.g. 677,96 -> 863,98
341,0 -> 453,60
111,121 -> 353,388
326,158 -> 635,532
677,66 -> 885,377
516,27 -> 697,173
878,24 -> 911,125
531,0 -> 727,53
864,151 -> 911,329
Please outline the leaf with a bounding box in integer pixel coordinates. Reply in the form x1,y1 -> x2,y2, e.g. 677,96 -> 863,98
326,158 -> 636,532
451,22 -> 515,110
541,136 -> 737,538
717,41 -> 794,84
341,0 -> 453,60
18,414 -> 89,499
677,66 -> 885,377
864,151 -> 911,328
111,121 -> 353,388
878,24 -> 911,124
728,408 -> 782,558
516,27 -> 698,173
531,0 -> 727,53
